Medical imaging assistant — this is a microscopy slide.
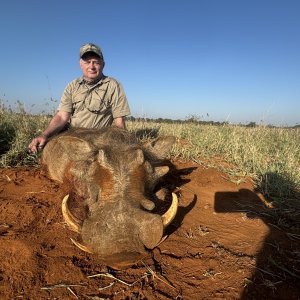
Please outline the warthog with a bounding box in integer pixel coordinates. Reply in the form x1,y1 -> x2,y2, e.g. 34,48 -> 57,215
41,127 -> 178,268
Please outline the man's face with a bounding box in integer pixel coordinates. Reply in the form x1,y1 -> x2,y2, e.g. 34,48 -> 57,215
80,52 -> 104,81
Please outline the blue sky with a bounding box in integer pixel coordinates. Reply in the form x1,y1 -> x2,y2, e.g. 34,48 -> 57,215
0,0 -> 299,126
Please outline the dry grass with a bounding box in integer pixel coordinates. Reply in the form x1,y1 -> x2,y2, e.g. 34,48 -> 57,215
127,120 -> 300,204
0,101 -> 299,206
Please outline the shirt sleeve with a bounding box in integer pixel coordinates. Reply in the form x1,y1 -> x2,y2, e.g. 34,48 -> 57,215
57,82 -> 73,113
110,80 -> 131,118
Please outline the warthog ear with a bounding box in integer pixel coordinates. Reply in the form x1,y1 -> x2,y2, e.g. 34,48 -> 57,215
58,136 -> 94,160
148,136 -> 176,159
154,166 -> 169,177
148,166 -> 169,190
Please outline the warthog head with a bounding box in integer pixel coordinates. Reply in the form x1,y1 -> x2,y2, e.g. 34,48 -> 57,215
42,127 -> 178,268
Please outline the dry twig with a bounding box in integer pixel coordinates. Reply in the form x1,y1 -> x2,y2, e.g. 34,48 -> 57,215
269,257 -> 300,279
88,272 -> 147,287
286,232 -> 300,241
41,282 -> 85,299
142,261 -> 176,290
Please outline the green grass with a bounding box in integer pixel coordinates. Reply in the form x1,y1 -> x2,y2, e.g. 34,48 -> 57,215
0,101 -> 51,166
1,101 -> 299,205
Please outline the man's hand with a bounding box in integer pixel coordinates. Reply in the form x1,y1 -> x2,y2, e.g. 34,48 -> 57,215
114,117 -> 126,129
28,111 -> 71,153
28,135 -> 47,153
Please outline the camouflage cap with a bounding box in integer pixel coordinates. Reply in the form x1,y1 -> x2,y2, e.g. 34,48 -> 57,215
80,43 -> 104,60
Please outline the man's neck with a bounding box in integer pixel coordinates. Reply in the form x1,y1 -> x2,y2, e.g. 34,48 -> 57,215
83,75 -> 103,85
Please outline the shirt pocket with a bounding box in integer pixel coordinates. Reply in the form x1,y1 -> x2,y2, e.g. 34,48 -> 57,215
88,88 -> 112,115
71,98 -> 85,113
71,89 -> 89,113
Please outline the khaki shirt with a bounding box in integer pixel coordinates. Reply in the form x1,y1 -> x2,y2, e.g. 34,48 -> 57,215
57,76 -> 131,128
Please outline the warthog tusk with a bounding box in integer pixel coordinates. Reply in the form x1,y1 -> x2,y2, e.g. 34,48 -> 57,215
162,193 -> 178,227
156,235 -> 169,247
70,238 -> 93,254
61,194 -> 82,233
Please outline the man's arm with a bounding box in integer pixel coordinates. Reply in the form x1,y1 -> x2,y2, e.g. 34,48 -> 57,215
28,111 -> 71,153
114,117 -> 126,129
42,111 -> 71,138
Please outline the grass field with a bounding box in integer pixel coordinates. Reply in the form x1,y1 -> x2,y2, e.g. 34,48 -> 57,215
1,101 -> 299,205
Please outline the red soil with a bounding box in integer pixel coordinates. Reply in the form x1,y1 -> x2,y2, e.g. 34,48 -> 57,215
0,161 -> 299,299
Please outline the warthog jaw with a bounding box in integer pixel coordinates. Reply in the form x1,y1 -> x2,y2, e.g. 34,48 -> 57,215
61,193 -> 178,254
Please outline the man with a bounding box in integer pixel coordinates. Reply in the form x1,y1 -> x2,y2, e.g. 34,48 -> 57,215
29,43 -> 130,153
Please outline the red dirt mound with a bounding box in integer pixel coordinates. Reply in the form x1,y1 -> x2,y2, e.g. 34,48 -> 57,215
0,162 -> 299,299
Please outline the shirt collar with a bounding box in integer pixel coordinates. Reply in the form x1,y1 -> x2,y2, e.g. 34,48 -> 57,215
79,75 -> 109,85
